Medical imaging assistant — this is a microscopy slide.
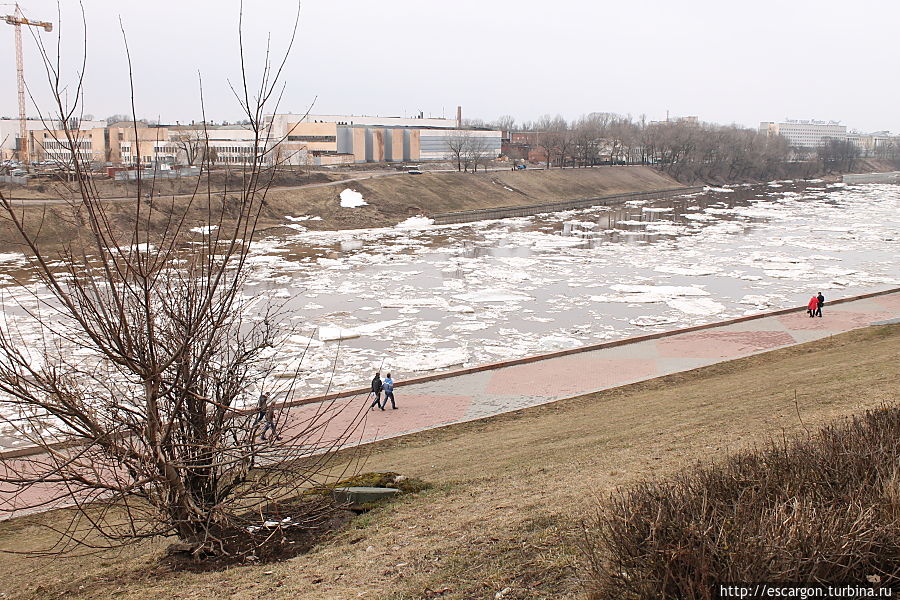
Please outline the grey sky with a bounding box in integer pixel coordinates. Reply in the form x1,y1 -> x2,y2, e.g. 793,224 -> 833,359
2,0 -> 897,132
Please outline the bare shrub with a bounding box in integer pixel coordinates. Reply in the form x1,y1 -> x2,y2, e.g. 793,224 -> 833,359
580,407 -> 900,599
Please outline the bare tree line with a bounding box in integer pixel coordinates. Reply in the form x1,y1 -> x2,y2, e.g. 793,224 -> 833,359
483,112 -> 893,182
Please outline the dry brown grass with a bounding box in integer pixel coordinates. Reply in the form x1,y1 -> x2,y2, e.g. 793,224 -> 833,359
0,324 -> 897,600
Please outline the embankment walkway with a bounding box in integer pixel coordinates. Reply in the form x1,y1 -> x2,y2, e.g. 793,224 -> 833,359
2,288 -> 898,518
296,288 -> 900,447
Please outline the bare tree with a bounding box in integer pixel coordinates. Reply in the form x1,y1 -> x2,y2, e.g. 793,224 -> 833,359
535,114 -> 568,169
0,4 -> 360,557
170,128 -> 208,166
818,138 -> 860,173
466,134 -> 494,173
493,115 -> 516,133
445,130 -> 472,172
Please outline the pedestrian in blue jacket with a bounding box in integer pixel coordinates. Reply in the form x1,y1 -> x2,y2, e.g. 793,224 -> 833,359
381,373 -> 397,410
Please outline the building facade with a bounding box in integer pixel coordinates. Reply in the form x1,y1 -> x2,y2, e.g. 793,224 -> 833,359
759,120 -> 847,148
267,113 -> 501,165
4,111 -> 502,169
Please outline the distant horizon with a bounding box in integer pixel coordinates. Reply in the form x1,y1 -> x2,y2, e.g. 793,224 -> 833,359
0,112 -> 892,136
2,1 -> 897,133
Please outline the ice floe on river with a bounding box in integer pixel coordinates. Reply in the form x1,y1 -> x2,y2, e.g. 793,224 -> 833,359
0,181 -> 898,405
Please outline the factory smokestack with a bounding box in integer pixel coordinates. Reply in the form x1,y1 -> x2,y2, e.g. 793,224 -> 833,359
456,106 -> 462,129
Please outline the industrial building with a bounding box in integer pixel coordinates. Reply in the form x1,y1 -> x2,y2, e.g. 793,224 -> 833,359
3,111 -> 502,169
267,112 -> 502,165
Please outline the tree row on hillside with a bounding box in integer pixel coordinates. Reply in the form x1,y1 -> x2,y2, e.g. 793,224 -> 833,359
495,113 -> 885,183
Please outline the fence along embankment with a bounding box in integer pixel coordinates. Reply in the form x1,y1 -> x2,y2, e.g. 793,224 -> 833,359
431,186 -> 703,224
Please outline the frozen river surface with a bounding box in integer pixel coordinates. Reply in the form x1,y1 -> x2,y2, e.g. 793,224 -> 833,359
1,180 -> 898,401
236,180 -> 899,394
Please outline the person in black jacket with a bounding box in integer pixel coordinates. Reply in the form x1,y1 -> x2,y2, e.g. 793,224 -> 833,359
815,291 -> 825,317
369,372 -> 384,410
254,392 -> 269,425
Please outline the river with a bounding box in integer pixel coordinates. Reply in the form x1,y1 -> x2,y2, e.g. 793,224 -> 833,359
0,179 -> 897,441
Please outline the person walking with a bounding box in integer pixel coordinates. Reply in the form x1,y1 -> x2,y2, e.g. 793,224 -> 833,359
815,291 -> 825,318
369,372 -> 384,411
255,392 -> 269,425
807,295 -> 818,318
381,373 -> 397,410
260,404 -> 280,441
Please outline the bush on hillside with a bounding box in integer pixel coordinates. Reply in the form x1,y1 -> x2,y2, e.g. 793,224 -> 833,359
580,407 -> 900,599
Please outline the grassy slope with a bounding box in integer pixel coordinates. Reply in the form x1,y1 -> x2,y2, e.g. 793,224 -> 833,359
0,324 -> 897,600
0,166 -> 680,252
275,166 -> 681,226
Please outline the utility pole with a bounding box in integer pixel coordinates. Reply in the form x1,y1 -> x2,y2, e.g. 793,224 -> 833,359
3,3 -> 52,168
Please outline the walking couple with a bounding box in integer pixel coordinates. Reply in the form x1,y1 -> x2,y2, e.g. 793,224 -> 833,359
369,372 -> 397,411
806,291 -> 825,318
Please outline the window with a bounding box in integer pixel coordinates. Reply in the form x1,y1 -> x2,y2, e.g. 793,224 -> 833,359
287,135 -> 336,143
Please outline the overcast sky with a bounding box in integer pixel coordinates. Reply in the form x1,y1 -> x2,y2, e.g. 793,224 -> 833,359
2,0 -> 897,132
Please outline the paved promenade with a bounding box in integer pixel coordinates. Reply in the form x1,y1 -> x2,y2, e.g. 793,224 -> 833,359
292,288 -> 900,449
1,288 -> 898,519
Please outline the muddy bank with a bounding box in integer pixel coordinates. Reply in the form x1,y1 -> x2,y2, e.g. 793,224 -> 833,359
0,167 -> 681,252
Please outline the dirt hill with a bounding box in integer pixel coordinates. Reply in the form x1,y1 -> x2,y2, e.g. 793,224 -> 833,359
0,166 -> 682,252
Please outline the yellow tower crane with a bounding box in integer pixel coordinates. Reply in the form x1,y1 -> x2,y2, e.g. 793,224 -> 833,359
2,3 -> 52,168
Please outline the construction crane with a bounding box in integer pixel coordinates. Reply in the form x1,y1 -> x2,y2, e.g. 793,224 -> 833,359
2,3 -> 52,168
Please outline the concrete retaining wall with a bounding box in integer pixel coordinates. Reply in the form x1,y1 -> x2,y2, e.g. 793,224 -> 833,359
431,186 -> 704,224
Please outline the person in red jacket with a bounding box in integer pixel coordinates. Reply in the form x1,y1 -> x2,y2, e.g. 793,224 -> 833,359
807,295 -> 818,318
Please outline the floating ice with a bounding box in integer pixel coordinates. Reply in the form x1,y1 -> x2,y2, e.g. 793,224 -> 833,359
448,305 -> 475,313
448,321 -> 489,332
611,284 -> 709,297
318,319 -> 403,342
654,264 -> 721,276
380,297 -> 450,309
453,289 -> 533,303
644,222 -> 690,235
318,326 -> 360,341
339,188 -> 368,208
629,315 -> 679,327
666,297 -> 726,315
391,347 -> 468,371
704,186 -> 734,193
538,335 -> 582,350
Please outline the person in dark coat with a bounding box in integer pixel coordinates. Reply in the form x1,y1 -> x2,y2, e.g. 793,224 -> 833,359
381,373 -> 397,410
815,292 -> 825,317
255,392 -> 269,424
807,295 -> 818,318
369,372 -> 383,410
259,405 -> 280,441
